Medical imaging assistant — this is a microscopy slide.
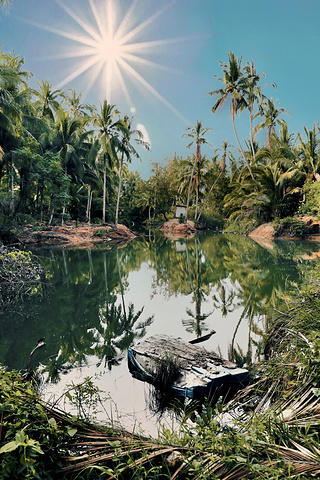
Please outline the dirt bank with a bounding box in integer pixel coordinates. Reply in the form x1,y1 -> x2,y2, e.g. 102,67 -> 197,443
8,222 -> 137,248
160,218 -> 196,238
249,216 -> 320,241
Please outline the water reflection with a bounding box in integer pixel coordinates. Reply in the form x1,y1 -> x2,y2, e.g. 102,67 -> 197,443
0,233 -> 319,431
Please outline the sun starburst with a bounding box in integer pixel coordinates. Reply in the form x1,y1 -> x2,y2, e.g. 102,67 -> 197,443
27,0 -> 192,123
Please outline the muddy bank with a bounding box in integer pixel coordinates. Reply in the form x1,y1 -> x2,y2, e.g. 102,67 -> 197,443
6,222 -> 137,248
160,218 -> 196,238
249,216 -> 320,241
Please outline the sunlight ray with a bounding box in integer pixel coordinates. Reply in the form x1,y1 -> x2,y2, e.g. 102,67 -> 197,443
55,56 -> 102,89
88,0 -> 107,42
43,48 -> 99,60
121,52 -> 176,73
115,0 -> 138,40
55,0 -> 102,43
118,57 -> 190,124
123,35 -> 208,53
82,61 -> 105,98
120,2 -> 173,45
25,20 -> 98,48
113,62 -> 133,106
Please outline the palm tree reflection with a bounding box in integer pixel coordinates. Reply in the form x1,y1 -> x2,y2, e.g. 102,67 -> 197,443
92,302 -> 153,370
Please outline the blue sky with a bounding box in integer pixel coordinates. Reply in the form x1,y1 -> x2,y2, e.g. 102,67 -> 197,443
1,0 -> 320,178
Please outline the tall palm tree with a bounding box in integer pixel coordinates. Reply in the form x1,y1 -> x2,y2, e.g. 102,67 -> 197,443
295,124 -> 320,181
115,116 -> 150,226
53,110 -> 92,176
196,141 -> 228,222
33,79 -> 63,122
242,61 -> 276,162
254,97 -> 288,150
63,89 -> 95,119
208,51 -> 255,181
182,120 -> 211,222
94,101 -> 125,224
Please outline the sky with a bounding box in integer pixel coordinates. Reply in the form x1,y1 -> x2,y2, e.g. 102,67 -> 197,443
1,0 -> 320,179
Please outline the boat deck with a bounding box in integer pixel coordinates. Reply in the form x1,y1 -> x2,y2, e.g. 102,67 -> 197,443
128,334 -> 249,401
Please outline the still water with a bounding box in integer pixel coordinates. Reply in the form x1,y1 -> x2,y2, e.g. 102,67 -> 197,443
1,232 -> 320,435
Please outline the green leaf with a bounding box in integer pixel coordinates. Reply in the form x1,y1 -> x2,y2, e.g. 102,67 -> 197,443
48,417 -> 57,427
0,440 -> 19,454
67,428 -> 77,437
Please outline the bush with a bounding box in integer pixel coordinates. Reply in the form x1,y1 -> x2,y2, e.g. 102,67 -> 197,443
196,213 -> 225,231
224,217 -> 259,235
0,248 -> 45,308
300,179 -> 320,217
0,367 -> 69,479
272,216 -> 305,237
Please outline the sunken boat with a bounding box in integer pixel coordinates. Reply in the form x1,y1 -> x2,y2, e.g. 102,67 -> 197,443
128,334 -> 249,402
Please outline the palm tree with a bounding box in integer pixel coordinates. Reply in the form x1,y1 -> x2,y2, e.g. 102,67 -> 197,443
242,61 -> 276,162
33,79 -> 63,121
63,89 -> 95,119
295,124 -> 320,180
182,120 -> 211,222
115,116 -> 150,226
254,97 -> 288,150
208,51 -> 255,180
196,141 -> 228,222
94,101 -> 125,224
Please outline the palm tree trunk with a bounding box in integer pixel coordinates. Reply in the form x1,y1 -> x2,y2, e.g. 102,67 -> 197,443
249,104 -> 256,162
267,126 -> 272,150
185,146 -> 200,224
10,157 -> 14,213
115,154 -> 124,227
231,103 -> 255,181
102,159 -> 106,224
117,249 -> 126,321
196,171 -> 223,222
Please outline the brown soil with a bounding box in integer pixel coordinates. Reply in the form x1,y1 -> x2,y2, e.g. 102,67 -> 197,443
249,216 -> 320,241
248,223 -> 275,240
11,222 -> 137,248
160,218 -> 196,238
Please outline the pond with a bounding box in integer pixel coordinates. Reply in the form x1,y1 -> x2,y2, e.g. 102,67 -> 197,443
1,231 -> 320,436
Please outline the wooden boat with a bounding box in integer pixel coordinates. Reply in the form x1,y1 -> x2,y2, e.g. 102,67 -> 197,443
127,334 -> 249,401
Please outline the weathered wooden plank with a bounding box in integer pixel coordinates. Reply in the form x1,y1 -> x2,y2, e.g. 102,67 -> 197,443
131,335 -> 236,370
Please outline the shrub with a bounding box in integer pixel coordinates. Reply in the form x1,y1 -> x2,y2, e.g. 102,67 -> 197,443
0,248 -> 45,308
196,213 -> 225,231
272,216 -> 304,237
224,217 -> 259,235
300,178 -> 320,217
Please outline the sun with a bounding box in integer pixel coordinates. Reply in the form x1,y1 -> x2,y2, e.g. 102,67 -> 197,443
28,0 -> 191,123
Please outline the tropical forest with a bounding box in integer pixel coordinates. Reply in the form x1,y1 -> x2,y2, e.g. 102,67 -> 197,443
3,2 -> 320,478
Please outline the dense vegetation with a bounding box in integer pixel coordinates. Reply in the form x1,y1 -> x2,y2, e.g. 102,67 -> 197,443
2,40 -> 320,237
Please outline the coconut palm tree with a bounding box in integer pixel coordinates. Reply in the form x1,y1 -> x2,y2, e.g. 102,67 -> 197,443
63,88 -> 95,119
254,97 -> 288,150
295,124 -> 320,181
196,141 -> 228,222
94,101 -> 125,224
208,51 -> 255,180
33,79 -> 63,122
241,61 -> 276,162
115,116 -> 150,226
182,120 -> 211,222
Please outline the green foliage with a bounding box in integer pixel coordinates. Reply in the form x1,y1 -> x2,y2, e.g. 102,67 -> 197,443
196,212 -> 224,230
224,216 -> 259,235
0,367 -> 67,479
300,179 -> 320,217
272,216 -> 305,237
0,247 -> 45,308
